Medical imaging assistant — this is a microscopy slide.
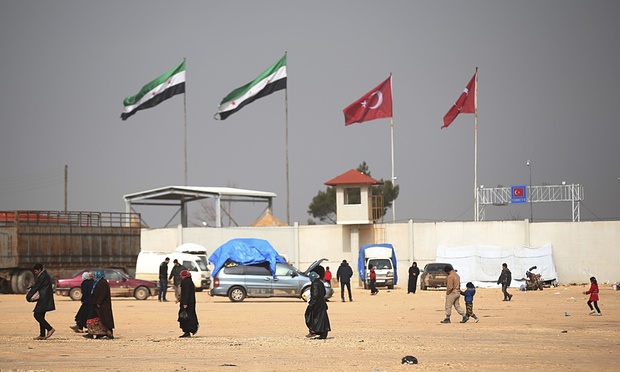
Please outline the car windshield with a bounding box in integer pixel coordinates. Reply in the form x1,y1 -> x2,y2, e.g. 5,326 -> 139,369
425,264 -> 447,273
369,258 -> 392,270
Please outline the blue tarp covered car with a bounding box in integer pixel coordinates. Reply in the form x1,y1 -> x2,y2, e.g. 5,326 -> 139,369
209,238 -> 286,277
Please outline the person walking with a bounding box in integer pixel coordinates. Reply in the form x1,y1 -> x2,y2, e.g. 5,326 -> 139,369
159,257 -> 170,302
86,271 -> 115,339
70,271 -> 94,333
26,263 -> 56,340
440,264 -> 467,324
169,259 -> 184,301
178,270 -> 199,337
497,263 -> 513,301
306,265 -> 330,339
408,262 -> 420,294
369,265 -> 379,295
336,259 -> 353,302
460,282 -> 479,323
584,276 -> 601,316
324,266 -> 333,287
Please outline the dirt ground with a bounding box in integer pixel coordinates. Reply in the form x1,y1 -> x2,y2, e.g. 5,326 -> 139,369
0,283 -> 618,371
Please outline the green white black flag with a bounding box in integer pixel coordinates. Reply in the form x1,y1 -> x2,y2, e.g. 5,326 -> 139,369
121,61 -> 186,121
215,55 -> 287,120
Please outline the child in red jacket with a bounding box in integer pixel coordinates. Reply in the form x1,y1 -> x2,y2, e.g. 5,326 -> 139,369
583,276 -> 601,316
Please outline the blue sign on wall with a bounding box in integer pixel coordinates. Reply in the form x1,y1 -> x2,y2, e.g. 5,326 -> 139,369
511,185 -> 527,204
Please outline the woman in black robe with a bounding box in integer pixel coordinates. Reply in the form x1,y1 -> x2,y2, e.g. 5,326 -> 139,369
408,262 -> 420,294
306,265 -> 330,339
71,271 -> 94,333
178,270 -> 199,338
86,271 -> 115,339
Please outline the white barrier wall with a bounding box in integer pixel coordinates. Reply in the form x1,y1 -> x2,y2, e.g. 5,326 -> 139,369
140,220 -> 620,285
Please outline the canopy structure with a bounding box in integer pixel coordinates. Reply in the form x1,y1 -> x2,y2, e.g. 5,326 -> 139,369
123,186 -> 276,228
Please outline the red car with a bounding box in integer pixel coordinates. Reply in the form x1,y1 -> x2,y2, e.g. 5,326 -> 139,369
55,268 -> 159,301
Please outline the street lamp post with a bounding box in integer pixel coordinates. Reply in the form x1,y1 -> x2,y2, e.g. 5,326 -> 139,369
527,160 -> 533,222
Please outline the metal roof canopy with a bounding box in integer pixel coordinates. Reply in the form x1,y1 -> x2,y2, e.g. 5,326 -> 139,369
123,186 -> 276,228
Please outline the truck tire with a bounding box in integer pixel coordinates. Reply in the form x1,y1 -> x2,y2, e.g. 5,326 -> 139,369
17,270 -> 35,294
69,287 -> 83,301
11,273 -> 21,294
228,286 -> 246,302
134,286 -> 149,300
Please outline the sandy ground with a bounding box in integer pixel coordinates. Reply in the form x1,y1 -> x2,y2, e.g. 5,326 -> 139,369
0,284 -> 618,371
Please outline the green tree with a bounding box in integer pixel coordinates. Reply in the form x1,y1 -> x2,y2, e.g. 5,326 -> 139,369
307,162 -> 400,224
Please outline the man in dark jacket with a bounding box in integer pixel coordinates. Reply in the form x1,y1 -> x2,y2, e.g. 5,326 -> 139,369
169,259 -> 184,301
497,263 -> 513,301
27,263 -> 56,340
336,259 -> 353,302
159,257 -> 170,302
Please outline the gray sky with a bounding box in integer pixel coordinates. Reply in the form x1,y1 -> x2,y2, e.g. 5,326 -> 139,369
1,1 -> 619,227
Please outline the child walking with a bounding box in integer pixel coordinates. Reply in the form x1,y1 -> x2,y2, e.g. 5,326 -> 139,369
584,276 -> 601,316
460,282 -> 479,323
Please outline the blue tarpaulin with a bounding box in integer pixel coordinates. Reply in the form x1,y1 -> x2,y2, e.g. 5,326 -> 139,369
209,238 -> 286,277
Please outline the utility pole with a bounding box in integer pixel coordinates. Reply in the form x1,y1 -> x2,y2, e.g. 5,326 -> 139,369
64,164 -> 68,212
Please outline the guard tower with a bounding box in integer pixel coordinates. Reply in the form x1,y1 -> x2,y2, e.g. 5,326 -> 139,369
324,169 -> 383,225
325,169 -> 384,283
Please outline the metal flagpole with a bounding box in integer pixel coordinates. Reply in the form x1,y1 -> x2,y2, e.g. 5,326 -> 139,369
473,67 -> 479,221
389,74 -> 396,222
183,57 -> 188,186
285,51 -> 290,225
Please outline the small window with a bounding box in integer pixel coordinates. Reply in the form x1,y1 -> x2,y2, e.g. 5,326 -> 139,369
275,263 -> 292,276
105,270 -> 122,281
183,261 -> 198,272
224,265 -> 245,275
245,263 -> 271,276
344,187 -> 361,205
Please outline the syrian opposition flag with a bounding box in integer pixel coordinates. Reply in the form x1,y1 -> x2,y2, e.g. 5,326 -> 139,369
343,76 -> 393,126
442,69 -> 477,128
214,55 -> 287,120
121,61 -> 186,121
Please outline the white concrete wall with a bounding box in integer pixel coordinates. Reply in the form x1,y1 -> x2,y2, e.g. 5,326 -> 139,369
140,220 -> 620,285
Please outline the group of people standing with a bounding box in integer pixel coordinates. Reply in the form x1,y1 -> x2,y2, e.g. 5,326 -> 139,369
26,260 -> 199,340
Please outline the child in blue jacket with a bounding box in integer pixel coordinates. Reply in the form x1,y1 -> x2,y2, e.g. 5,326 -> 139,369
460,282 -> 479,323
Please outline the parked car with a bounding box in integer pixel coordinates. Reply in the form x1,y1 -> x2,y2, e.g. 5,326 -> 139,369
419,263 -> 451,290
55,268 -> 159,301
210,258 -> 334,302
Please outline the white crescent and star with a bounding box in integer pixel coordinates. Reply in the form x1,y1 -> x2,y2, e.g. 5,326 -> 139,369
361,90 -> 383,109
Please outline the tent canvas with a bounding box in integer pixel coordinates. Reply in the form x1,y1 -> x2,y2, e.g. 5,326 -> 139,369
209,238 -> 285,277
436,243 -> 558,288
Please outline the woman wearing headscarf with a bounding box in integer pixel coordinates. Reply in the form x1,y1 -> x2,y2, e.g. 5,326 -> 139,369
306,265 -> 331,340
26,263 -> 56,340
178,269 -> 199,338
70,271 -> 94,333
85,271 -> 115,339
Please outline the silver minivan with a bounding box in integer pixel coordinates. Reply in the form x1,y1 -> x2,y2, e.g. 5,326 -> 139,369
210,258 -> 334,302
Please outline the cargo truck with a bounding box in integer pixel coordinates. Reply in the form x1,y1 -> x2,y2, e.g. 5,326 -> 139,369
0,211 -> 141,294
358,243 -> 398,289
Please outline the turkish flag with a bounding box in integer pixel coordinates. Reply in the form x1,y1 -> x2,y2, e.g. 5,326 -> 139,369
343,76 -> 393,126
442,70 -> 477,128
514,187 -> 524,197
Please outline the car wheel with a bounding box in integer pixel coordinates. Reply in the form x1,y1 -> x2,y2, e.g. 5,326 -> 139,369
388,284 -> 394,290
134,286 -> 150,300
17,270 -> 35,294
228,286 -> 246,302
420,282 -> 427,291
69,287 -> 83,301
